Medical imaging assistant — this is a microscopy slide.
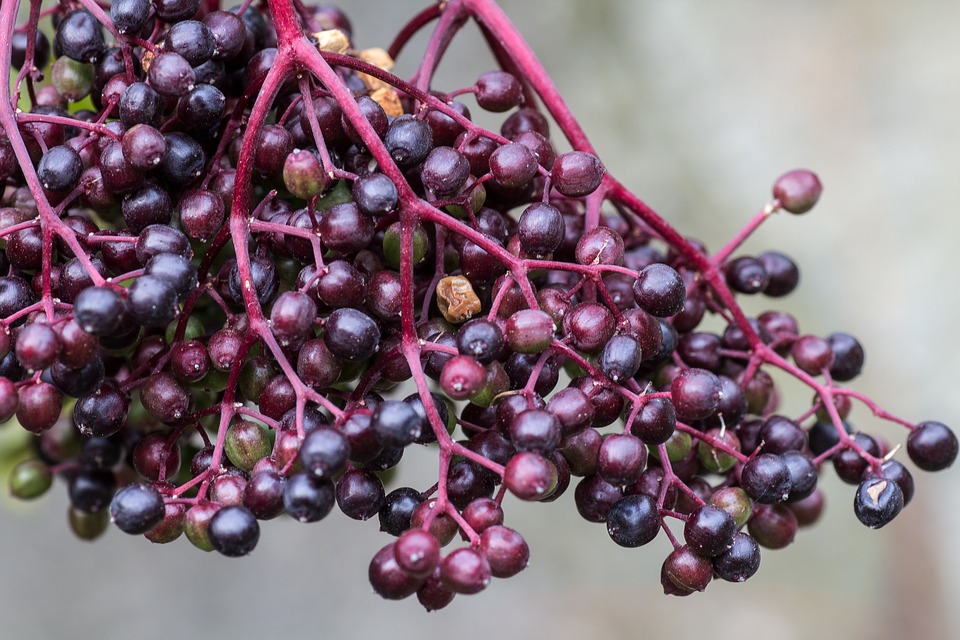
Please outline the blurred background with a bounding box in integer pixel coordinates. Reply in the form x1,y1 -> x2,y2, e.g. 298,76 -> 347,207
3,1 -> 960,638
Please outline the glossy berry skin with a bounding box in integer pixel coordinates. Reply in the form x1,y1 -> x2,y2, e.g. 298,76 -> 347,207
148,53 -> 196,98
505,309 -> 554,354
178,84 -> 226,130
55,10 -> 105,64
270,291 -> 317,348
574,474 -> 622,522
630,397 -> 677,445
509,409 -> 562,454
684,504 -> 737,557
563,303 -> 615,353
299,428 -> 351,478
854,477 -> 904,529
597,434 -> 646,485
393,529 -> 441,579
159,133 -> 205,186
369,543 -> 424,600
243,470 -> 286,520
758,251 -> 800,297
598,335 -> 642,382
518,203 -> 564,257
670,368 -> 722,422
479,526 -> 529,578
906,421 -> 958,471
110,483 -> 166,535
353,173 -> 399,215
208,505 -> 260,557
38,145 -> 82,192
476,71 -> 522,112
551,151 -> 604,198
439,355 -> 486,400
606,494 -> 659,548
323,308 -> 380,361
421,146 -> 470,196
120,82 -> 163,127
725,256 -> 768,294
827,332 -> 865,381
575,227 -> 623,266
166,20 -> 215,66
441,548 -> 491,595
371,401 -> 421,449
384,115 -> 433,168
73,382 -> 129,438
336,469 -> 385,521
283,473 -> 336,523
489,142 -> 538,189
747,504 -> 798,550
111,0 -> 151,34
378,487 -> 423,537
782,451 -> 818,502
504,452 -> 558,501
713,532 -> 761,582
17,383 -> 62,434
832,433 -> 881,484
633,263 -> 685,318
662,546 -> 712,594
128,275 -> 178,328
740,454 -> 792,504
456,319 -> 503,363
759,415 -> 806,454
791,335 -> 834,375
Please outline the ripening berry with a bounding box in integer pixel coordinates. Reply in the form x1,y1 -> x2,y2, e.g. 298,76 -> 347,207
439,355 -> 486,400
773,169 -> 822,214
504,452 -> 558,501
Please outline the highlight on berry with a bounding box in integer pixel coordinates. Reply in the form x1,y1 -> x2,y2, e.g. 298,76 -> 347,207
0,0 -> 955,610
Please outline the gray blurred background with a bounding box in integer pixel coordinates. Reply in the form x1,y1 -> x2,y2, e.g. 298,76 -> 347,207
3,1 -> 960,638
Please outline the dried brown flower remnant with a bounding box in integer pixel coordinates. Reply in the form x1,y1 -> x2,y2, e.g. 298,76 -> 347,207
357,47 -> 395,90
370,86 -> 403,117
436,276 -> 481,323
312,29 -> 350,54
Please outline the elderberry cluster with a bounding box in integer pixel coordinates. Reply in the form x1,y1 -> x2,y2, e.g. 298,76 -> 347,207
1,0 -> 956,609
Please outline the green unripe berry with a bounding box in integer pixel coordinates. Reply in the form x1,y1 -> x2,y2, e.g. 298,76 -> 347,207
166,314 -> 205,343
710,486 -> 753,528
283,148 -> 328,200
382,221 -> 429,269
468,361 -> 511,407
9,459 -> 53,500
224,420 -> 272,471
184,503 -> 217,552
696,428 -> 741,474
649,430 -> 692,463
68,507 -> 110,541
51,57 -> 94,102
